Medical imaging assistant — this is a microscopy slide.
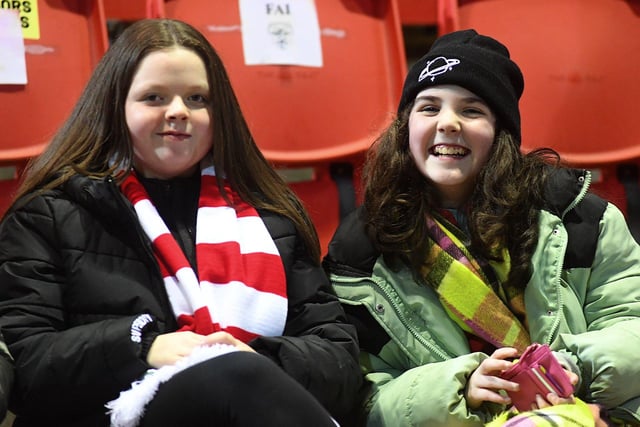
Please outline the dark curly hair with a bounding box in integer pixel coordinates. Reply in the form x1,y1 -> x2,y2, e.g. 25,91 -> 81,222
363,106 -> 561,290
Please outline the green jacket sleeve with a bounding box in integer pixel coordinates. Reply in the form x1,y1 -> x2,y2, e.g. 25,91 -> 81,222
557,204 -> 640,423
363,350 -> 501,427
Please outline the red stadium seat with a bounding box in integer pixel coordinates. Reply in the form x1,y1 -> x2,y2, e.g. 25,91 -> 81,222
396,0 -> 439,25
103,0 -> 163,21
0,0 -> 108,215
161,0 -> 407,252
439,0 -> 640,239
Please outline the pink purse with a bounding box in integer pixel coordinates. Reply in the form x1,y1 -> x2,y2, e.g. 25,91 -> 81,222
499,343 -> 574,411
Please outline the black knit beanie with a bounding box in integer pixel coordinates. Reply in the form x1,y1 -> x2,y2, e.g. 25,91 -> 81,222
398,29 -> 524,144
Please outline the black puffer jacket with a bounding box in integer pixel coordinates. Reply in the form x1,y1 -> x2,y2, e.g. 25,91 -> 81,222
0,174 -> 361,427
0,330 -> 13,423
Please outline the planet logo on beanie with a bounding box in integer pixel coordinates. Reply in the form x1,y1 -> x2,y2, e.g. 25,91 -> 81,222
398,29 -> 524,145
418,57 -> 461,83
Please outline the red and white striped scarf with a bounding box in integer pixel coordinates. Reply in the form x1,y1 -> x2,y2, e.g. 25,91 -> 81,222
120,166 -> 287,342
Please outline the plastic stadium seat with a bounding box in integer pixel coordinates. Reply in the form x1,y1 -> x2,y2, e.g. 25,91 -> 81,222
103,0 -> 163,21
0,0 -> 108,216
161,0 -> 407,252
1,0 -> 108,162
0,162 -> 26,219
396,0 -> 439,25
440,0 -> 640,239
397,0 -> 448,25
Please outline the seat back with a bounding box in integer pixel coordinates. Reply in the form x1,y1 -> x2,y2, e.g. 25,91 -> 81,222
0,0 -> 108,215
1,0 -> 108,162
103,0 -> 164,21
439,0 -> 640,239
161,0 -> 407,252
396,0 -> 438,25
440,0 -> 640,165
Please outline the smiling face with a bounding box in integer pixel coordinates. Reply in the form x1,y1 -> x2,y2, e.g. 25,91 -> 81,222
125,47 -> 213,179
408,84 -> 497,208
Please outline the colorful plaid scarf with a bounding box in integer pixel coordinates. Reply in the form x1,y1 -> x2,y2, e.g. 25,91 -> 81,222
424,213 -> 530,353
120,166 -> 288,342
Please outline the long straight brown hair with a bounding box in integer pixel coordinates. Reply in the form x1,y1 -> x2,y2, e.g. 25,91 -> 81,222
9,19 -> 321,261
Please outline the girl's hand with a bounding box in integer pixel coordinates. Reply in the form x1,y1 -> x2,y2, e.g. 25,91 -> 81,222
466,347 -> 520,409
587,404 -> 610,427
146,331 -> 255,368
203,331 -> 256,353
534,390 -> 575,409
537,394 -> 608,427
146,331 -> 209,368
532,364 -> 579,409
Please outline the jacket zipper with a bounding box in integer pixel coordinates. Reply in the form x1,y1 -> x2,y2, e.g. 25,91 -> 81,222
562,170 -> 592,218
334,274 -> 451,362
546,170 -> 592,344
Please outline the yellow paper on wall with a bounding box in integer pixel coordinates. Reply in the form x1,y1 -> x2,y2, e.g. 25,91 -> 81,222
0,0 -> 40,40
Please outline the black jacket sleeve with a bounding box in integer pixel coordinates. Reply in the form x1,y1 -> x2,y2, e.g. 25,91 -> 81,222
0,197 -> 151,418
0,330 -> 13,422
250,213 -> 363,423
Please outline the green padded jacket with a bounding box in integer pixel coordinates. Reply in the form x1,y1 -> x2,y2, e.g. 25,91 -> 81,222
324,168 -> 640,427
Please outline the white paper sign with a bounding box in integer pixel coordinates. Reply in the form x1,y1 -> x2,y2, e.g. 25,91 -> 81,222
239,0 -> 323,67
0,9 -> 27,84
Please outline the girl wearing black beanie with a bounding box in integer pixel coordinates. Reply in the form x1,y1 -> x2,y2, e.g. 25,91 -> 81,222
324,29 -> 640,427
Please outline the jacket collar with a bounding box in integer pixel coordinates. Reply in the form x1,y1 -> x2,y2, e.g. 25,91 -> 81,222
542,167 -> 589,217
62,174 -> 135,229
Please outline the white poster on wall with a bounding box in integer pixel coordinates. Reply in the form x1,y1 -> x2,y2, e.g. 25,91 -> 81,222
0,9 -> 28,84
239,0 -> 323,67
